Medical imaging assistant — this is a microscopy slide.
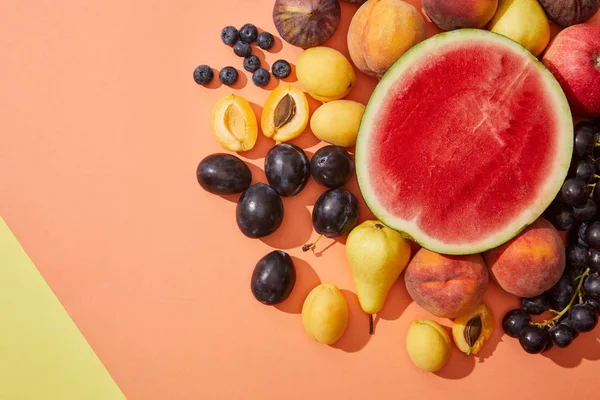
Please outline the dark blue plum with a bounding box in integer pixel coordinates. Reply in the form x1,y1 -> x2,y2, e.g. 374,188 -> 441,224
251,250 -> 296,305
264,143 -> 310,197
312,189 -> 359,238
310,145 -> 354,189
236,183 -> 284,238
196,153 -> 252,195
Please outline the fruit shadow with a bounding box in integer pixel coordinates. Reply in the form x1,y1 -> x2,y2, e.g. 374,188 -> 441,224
331,290 -> 372,352
275,256 -> 321,314
541,321 -> 600,367
239,103 -> 275,160
281,63 -> 298,83
230,68 -> 248,90
372,278 -> 413,330
260,199 -> 314,250
435,338 -> 476,380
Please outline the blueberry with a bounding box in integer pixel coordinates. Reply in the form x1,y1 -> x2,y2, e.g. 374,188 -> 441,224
221,26 -> 239,46
233,41 -> 252,57
252,68 -> 271,87
239,23 -> 258,43
243,55 -> 261,73
193,65 -> 214,85
272,60 -> 291,79
219,67 -> 239,86
257,31 -> 275,50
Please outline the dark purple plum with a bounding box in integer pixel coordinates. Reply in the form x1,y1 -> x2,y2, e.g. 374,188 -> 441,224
264,143 -> 310,197
196,153 -> 252,195
310,145 -> 354,189
236,183 -> 284,238
251,250 -> 296,305
303,188 -> 359,251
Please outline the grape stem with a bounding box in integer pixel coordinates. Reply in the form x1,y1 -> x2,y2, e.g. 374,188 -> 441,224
533,267 -> 590,328
302,234 -> 323,252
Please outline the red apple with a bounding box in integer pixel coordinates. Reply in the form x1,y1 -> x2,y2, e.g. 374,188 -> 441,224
542,23 -> 600,118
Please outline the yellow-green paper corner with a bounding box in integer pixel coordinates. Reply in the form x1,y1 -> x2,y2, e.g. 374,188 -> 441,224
0,217 -> 127,400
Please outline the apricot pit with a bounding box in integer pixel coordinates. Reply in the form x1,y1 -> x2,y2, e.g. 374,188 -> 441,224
261,85 -> 310,142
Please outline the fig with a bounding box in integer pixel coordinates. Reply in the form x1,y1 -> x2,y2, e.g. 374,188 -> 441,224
272,0 -> 341,49
538,0 -> 600,27
343,0 -> 368,3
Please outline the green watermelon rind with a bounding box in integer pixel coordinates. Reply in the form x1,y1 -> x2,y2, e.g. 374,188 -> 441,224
355,29 -> 573,255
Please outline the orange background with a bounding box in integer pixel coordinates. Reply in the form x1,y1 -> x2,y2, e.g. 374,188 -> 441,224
1,1 -> 599,399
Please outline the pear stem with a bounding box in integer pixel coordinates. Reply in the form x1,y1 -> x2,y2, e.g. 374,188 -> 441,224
369,314 -> 374,335
374,223 -> 384,230
302,234 -> 323,252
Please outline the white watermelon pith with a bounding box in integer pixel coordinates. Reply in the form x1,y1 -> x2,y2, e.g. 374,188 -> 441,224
355,29 -> 573,255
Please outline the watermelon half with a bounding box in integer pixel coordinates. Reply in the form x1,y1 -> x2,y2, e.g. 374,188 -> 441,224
355,29 -> 573,255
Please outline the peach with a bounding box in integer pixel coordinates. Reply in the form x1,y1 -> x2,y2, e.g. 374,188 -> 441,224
542,23 -> 600,118
483,217 -> 566,298
423,0 -> 498,30
347,0 -> 426,78
405,249 -> 489,318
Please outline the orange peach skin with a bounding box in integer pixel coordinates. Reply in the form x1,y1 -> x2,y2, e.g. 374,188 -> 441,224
422,0 -> 498,31
484,217 -> 565,298
405,249 -> 489,318
347,0 -> 426,78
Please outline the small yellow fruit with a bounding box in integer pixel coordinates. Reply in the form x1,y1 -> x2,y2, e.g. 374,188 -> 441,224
302,283 -> 348,345
487,0 -> 550,56
310,100 -> 366,147
452,303 -> 494,356
406,320 -> 451,372
211,94 -> 258,152
261,85 -> 310,142
296,47 -> 356,103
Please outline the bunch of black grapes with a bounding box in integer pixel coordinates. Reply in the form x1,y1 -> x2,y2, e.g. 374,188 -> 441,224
503,119 -> 600,354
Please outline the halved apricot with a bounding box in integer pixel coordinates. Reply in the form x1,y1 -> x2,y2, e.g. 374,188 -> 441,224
452,303 -> 494,356
212,94 -> 258,152
261,85 -> 309,142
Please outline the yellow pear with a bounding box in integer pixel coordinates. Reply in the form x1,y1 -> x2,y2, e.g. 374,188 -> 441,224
345,220 -> 412,334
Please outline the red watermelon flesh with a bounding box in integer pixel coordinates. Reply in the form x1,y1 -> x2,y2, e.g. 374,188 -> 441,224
356,30 -> 573,255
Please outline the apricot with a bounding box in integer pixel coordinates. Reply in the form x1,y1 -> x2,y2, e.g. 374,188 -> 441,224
212,94 -> 258,152
483,217 -> 566,298
296,47 -> 356,102
422,0 -> 498,30
310,100 -> 365,147
347,0 -> 426,78
301,283 -> 348,345
405,249 -> 489,318
406,319 -> 451,372
452,303 -> 494,355
261,85 -> 310,142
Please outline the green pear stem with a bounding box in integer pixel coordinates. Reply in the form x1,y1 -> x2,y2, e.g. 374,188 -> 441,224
302,234 -> 323,252
369,314 -> 374,335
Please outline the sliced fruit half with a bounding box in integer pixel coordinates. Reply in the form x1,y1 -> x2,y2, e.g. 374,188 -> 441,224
355,29 -> 573,255
261,85 -> 310,142
212,94 -> 258,152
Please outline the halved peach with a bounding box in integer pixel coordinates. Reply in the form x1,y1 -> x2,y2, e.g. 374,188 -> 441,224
212,94 -> 258,152
261,85 -> 309,142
